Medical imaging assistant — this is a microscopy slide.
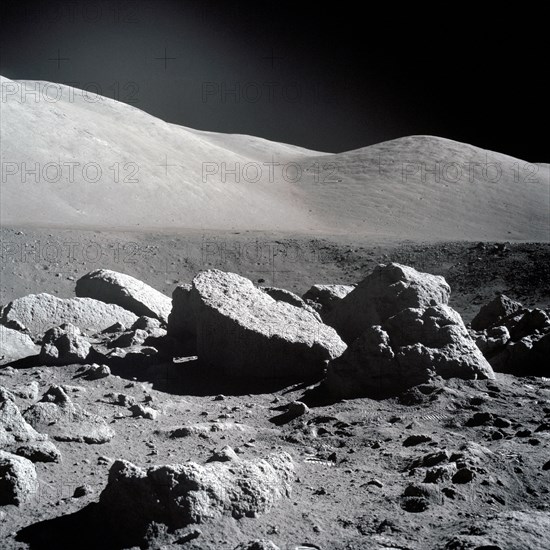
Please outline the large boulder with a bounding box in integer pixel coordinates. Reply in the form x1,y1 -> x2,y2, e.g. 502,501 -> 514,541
39,323 -> 91,365
190,270 -> 346,378
324,304 -> 495,398
0,325 -> 39,365
0,293 -> 138,339
99,451 -> 294,533
0,451 -> 39,505
76,269 -> 172,324
325,263 -> 451,344
23,385 -> 115,444
471,294 -> 523,331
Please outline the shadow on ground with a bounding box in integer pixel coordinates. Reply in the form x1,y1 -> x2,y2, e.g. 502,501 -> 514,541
16,504 -> 126,550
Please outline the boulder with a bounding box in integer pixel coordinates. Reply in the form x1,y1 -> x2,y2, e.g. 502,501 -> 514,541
16,441 -> 62,463
80,363 -> 111,380
490,331 -> 550,376
23,385 -> 115,444
190,270 -> 346,379
0,451 -> 39,505
0,387 -> 46,447
302,284 -> 355,317
167,284 -> 195,337
471,294 -> 523,331
325,263 -> 451,344
39,323 -> 91,365
99,452 -> 294,532
0,326 -> 39,365
76,269 -> 172,324
0,293 -> 138,339
324,304 -> 494,398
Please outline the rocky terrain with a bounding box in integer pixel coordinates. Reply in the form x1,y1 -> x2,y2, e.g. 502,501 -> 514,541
1,227 -> 549,550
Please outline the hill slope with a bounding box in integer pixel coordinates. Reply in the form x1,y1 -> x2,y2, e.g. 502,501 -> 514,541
1,76 -> 548,240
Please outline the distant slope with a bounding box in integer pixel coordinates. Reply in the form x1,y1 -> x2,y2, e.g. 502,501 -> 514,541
1,76 -> 548,240
290,136 -> 549,240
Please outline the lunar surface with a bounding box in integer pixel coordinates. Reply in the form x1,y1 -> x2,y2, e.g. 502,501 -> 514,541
0,77 -> 549,550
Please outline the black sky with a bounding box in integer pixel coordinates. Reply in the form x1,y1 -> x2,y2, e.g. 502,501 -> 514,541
0,0 -> 547,160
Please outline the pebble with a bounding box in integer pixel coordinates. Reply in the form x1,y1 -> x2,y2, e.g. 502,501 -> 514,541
367,478 -> 383,488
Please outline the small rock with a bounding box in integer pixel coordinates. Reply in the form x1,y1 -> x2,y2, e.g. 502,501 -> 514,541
129,404 -> 158,420
424,464 -> 457,484
452,467 -> 475,484
176,527 -> 202,544
401,496 -> 429,513
107,393 -> 136,407
515,429 -> 532,438
207,445 -> 240,463
233,540 -> 280,550
84,364 -> 111,380
287,401 -> 309,417
403,434 -> 432,447
493,417 -> 512,429
367,478 -> 383,488
466,412 -> 494,427
412,450 -> 449,468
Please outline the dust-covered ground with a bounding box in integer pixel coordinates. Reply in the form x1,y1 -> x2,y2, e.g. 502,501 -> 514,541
1,226 -> 549,550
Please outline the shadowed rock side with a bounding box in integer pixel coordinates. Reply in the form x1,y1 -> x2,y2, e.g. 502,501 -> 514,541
302,284 -> 355,320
